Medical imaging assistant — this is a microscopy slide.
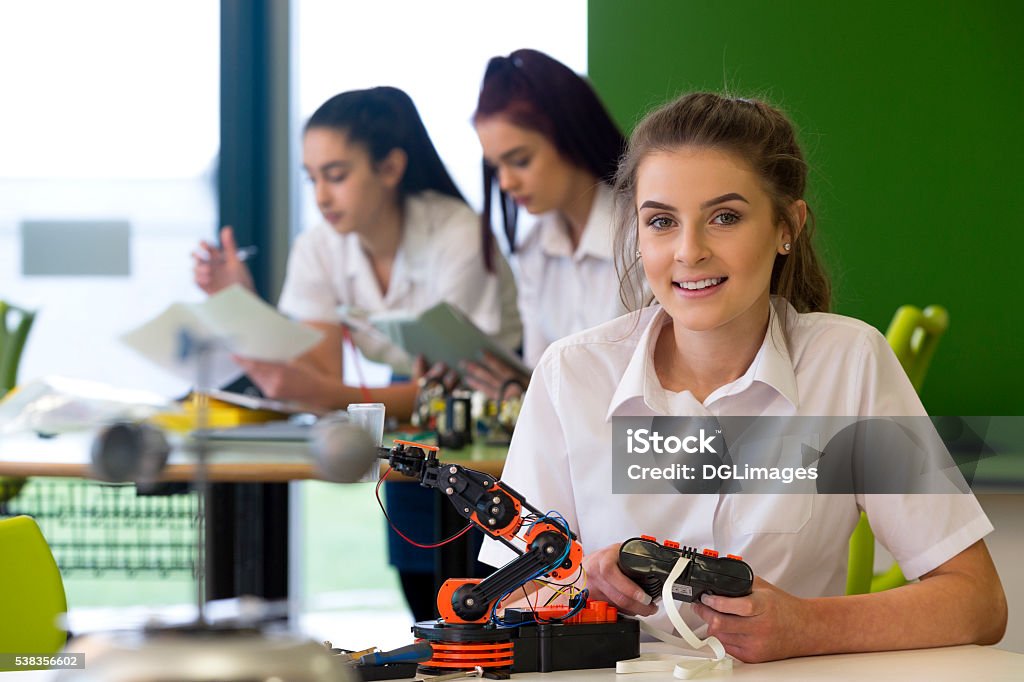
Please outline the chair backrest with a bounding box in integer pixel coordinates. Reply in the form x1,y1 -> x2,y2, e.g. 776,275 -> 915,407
884,305 -> 949,392
0,515 -> 68,664
0,302 -> 35,505
846,304 -> 949,596
0,300 -> 37,396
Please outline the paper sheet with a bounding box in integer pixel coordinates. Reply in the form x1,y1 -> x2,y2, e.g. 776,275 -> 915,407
119,285 -> 324,387
368,302 -> 529,376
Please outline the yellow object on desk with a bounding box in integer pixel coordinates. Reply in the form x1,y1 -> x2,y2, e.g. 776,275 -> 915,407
149,393 -> 288,433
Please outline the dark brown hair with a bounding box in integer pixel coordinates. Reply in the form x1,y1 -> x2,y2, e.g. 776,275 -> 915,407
614,92 -> 830,314
306,86 -> 464,203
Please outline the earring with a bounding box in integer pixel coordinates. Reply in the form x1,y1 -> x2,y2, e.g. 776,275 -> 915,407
635,250 -> 642,259
783,243 -> 792,252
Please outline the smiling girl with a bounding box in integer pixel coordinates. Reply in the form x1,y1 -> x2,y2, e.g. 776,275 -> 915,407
480,92 -> 1005,662
193,87 -> 521,416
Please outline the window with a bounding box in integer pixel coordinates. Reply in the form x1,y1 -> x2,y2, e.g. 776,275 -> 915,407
0,0 -> 219,397
293,0 -> 588,229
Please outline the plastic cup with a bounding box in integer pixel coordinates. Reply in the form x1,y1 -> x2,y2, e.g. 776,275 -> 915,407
346,402 -> 385,482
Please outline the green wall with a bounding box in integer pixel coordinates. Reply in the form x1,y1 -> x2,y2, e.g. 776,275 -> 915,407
588,0 -> 1023,415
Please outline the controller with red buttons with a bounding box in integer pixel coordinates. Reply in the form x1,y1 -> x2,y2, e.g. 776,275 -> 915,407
618,535 -> 753,603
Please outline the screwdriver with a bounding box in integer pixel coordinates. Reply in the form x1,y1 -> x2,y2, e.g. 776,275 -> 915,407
359,641 -> 434,666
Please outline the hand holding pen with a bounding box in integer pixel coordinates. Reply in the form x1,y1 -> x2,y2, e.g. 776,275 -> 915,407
192,225 -> 257,295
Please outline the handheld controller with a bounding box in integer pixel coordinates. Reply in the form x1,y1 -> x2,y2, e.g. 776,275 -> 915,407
618,536 -> 753,603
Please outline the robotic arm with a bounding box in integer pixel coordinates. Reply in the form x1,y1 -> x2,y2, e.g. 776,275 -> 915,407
381,440 -> 583,624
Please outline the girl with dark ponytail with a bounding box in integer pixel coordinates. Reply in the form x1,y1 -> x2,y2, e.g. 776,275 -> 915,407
193,86 -> 522,416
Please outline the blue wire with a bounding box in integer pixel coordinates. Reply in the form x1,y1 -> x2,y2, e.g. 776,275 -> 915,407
489,511 -> 579,626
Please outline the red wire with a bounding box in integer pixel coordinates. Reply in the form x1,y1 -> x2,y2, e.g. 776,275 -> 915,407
341,326 -> 375,403
375,466 -> 475,549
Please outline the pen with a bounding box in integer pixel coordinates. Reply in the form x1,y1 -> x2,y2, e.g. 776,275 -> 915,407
234,245 -> 259,262
196,245 -> 258,263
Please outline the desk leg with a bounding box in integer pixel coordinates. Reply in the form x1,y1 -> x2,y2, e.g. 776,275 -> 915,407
206,482 -> 289,603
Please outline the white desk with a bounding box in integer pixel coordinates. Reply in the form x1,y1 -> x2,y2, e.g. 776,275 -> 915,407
4,644 -> 1022,681
512,644 -> 1023,681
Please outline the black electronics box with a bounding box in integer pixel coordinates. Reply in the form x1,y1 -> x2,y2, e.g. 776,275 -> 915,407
505,611 -> 640,673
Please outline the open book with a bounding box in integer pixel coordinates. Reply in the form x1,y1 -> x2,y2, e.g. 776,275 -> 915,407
341,302 -> 529,376
120,285 -> 324,387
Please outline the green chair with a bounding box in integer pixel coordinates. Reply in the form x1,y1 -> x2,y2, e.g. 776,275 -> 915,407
0,516 -> 68,668
1,299 -> 36,395
846,305 -> 949,596
884,305 -> 950,393
0,300 -> 36,504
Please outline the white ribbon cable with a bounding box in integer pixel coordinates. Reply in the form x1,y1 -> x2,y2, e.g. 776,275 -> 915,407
616,556 -> 732,679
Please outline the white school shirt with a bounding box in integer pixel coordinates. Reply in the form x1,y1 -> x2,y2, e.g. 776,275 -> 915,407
480,297 -> 992,632
278,190 -> 522,373
513,183 -> 625,368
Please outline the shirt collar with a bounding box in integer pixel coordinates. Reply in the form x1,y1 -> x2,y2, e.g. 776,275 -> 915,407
341,231 -> 373,285
606,306 -> 671,419
340,192 -> 430,303
606,297 -> 799,420
538,183 -> 615,262
752,296 -> 800,408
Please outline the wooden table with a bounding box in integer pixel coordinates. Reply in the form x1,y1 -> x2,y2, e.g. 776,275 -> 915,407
0,430 -> 507,482
0,429 -> 508,605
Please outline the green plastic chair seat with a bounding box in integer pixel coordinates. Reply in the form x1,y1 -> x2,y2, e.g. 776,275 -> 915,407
0,516 -> 68,667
